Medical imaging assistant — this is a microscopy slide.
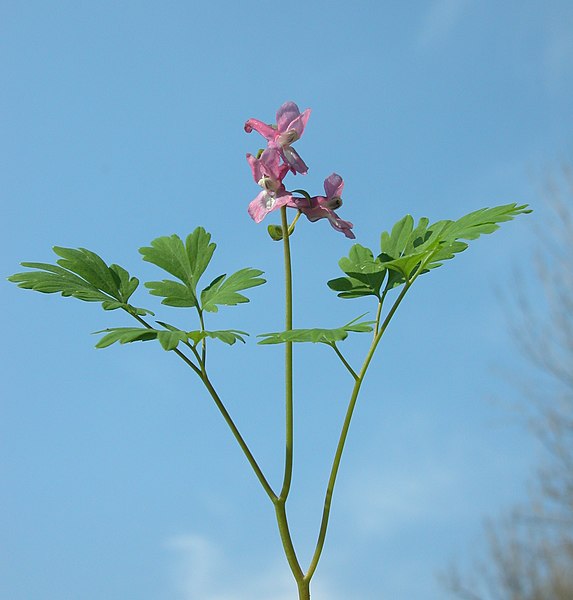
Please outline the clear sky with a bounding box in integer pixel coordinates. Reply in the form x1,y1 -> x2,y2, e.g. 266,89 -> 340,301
2,1 -> 573,599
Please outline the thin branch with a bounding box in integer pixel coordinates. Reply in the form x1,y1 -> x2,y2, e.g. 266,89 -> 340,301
330,343 -> 358,381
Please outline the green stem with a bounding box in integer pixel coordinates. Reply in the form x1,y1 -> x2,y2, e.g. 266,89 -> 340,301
272,206 -> 307,594
130,312 -> 203,376
374,299 -> 383,337
198,308 -> 207,365
279,205 -> 294,500
305,279 -> 414,581
288,211 -> 302,236
273,499 -> 304,582
330,343 -> 358,381
201,370 -> 277,502
128,311 -> 276,502
296,579 -> 311,600
374,286 -> 390,337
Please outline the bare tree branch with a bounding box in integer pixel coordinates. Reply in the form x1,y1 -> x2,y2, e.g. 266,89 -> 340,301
443,166 -> 573,600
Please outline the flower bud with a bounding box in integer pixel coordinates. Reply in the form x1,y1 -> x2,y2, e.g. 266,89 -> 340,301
267,224 -> 284,241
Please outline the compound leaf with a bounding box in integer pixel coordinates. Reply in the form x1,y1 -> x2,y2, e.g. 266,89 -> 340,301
203,329 -> 248,345
438,204 -> 531,241
380,215 -> 415,258
145,280 -> 197,307
9,248 -> 152,315
201,268 -> 266,313
139,228 -> 215,289
377,203 -> 532,282
327,244 -> 387,299
95,325 -> 247,349
139,229 -> 215,308
258,315 -> 374,345
140,229 -> 264,312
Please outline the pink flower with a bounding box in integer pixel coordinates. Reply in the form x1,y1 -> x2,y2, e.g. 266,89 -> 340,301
244,101 -> 311,175
293,174 -> 355,239
247,148 -> 295,223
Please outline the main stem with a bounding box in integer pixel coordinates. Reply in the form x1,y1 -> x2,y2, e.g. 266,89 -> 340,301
280,206 -> 294,500
273,206 -> 306,593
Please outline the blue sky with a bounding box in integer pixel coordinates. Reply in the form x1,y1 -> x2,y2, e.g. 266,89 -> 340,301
2,1 -> 573,599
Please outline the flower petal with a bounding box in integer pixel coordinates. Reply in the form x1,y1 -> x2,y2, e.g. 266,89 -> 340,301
286,108 -> 311,138
246,153 -> 264,182
281,145 -> 309,175
244,118 -> 276,141
259,147 -> 283,177
327,214 -> 355,239
276,101 -> 302,132
294,197 -> 328,222
248,190 -> 295,223
247,148 -> 289,183
293,195 -> 355,238
248,190 -> 274,223
323,173 -> 344,199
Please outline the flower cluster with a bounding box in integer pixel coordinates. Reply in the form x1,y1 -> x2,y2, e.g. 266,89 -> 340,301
244,101 -> 355,239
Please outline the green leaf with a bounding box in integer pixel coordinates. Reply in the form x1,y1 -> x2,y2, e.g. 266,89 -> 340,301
380,215 -> 415,258
156,321 -> 248,346
378,203 -> 531,281
329,204 -> 530,297
8,249 -> 152,315
257,315 -> 375,345
380,235 -> 442,279
95,325 -> 248,350
145,280 -> 198,307
10,262 -> 109,301
139,228 -> 216,305
327,244 -> 387,299
418,203 -> 532,273
201,268 -> 266,313
53,247 -> 122,297
403,217 -> 432,254
327,275 -> 377,298
110,263 -> 139,300
438,204 -> 532,241
95,327 -> 160,348
140,229 -> 265,311
202,329 -> 249,345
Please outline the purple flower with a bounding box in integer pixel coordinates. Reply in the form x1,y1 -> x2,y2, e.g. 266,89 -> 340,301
244,101 -> 311,174
247,148 -> 295,223
294,174 -> 355,239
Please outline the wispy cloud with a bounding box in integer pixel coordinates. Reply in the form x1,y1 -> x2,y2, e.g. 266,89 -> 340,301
336,409 -> 533,540
165,533 -> 340,600
418,0 -> 471,48
341,461 -> 457,536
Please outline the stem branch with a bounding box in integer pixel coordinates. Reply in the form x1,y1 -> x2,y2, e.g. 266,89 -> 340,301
128,311 -> 276,502
330,343 -> 359,380
306,279 -> 414,580
201,371 -> 277,502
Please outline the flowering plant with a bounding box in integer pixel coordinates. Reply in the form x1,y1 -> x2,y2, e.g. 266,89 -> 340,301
9,101 -> 530,599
